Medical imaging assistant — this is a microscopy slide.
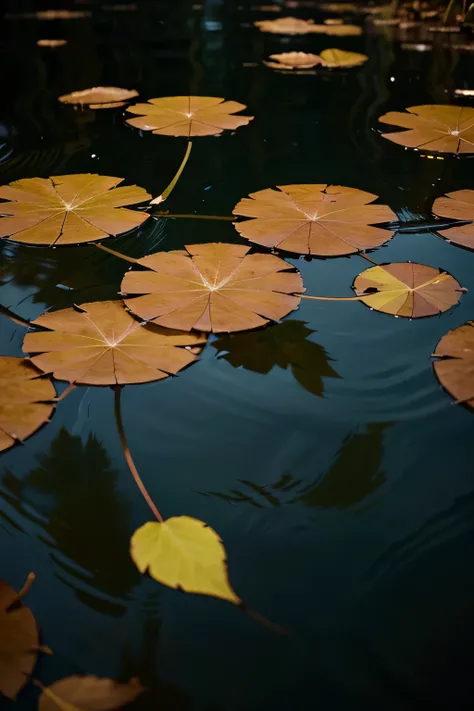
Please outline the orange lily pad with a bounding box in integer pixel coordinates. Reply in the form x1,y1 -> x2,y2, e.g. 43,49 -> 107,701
59,87 -> 138,109
432,189 -> 474,250
433,321 -> 474,409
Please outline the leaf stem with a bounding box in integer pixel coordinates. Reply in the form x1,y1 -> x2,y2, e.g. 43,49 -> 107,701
242,605 -> 289,635
53,383 -> 77,402
358,252 -> 377,265
114,386 -> 163,522
93,243 -> 139,263
150,140 -> 193,205
17,572 -> 35,599
0,303 -> 31,328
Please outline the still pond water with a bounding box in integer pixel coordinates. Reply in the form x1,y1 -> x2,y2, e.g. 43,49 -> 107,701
1,1 -> 474,709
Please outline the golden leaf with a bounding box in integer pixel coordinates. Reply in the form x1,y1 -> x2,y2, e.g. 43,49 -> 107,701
433,321 -> 474,409
37,40 -> 67,48
126,96 -> 253,137
23,301 -> 207,386
37,676 -> 143,711
131,516 -> 240,604
378,105 -> 474,154
233,185 -> 396,256
0,174 -> 150,246
432,189 -> 474,250
58,87 -> 138,109
0,357 -> 56,453
264,51 -> 322,70
122,242 -> 304,333
319,48 -> 368,68
255,16 -> 361,34
353,263 -> 464,317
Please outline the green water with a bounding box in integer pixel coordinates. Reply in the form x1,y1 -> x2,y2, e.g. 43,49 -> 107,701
1,1 -> 474,709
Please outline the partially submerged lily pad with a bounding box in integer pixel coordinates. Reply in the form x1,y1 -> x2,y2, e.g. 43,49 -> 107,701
0,174 -> 150,246
378,105 -> 474,154
126,96 -> 253,137
433,321 -> 474,409
320,48 -> 368,68
122,243 -> 304,333
37,676 -> 144,711
432,189 -> 474,250
353,263 -> 464,317
23,301 -> 206,386
255,16 -> 362,34
264,52 -> 322,70
0,357 -> 56,453
58,86 -> 138,109
233,185 -> 396,256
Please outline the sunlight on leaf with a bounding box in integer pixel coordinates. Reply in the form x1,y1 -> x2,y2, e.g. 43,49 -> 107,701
59,87 -> 138,110
0,357 -> 56,453
433,321 -> 474,409
264,52 -> 322,70
320,48 -> 368,68
23,301 -> 206,385
122,243 -> 304,333
432,189 -> 474,250
0,578 -> 39,699
0,175 -> 150,246
131,516 -> 240,604
233,185 -> 396,256
37,676 -> 143,711
255,17 -> 362,34
37,40 -> 67,48
126,96 -> 253,137
353,263 -> 464,317
378,105 -> 474,154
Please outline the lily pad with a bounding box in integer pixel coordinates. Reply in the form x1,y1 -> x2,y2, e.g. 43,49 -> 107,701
122,243 -> 304,333
0,174 -> 150,246
59,87 -> 138,110
432,189 -> 474,250
264,52 -> 322,70
320,48 -> 368,68
37,39 -> 67,48
433,321 -> 474,409
353,263 -> 464,317
233,184 -> 396,256
23,301 -> 206,386
37,676 -> 143,711
255,16 -> 362,34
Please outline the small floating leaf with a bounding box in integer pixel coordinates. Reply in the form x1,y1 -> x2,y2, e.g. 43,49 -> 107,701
0,357 -> 55,453
0,174 -> 150,246
126,96 -> 253,137
432,189 -> 474,250
319,48 -> 368,68
37,39 -> 67,48
37,676 -> 143,711
131,516 -> 240,604
353,263 -> 463,318
264,51 -> 322,70
255,16 -> 361,34
0,578 -> 40,699
122,243 -> 304,333
378,105 -> 474,154
233,184 -> 396,256
23,301 -> 206,386
433,321 -> 474,409
59,87 -> 138,109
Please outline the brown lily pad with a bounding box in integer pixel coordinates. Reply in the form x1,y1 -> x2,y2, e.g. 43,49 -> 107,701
126,96 -> 253,137
265,52 -> 323,70
0,174 -> 150,246
233,184 -> 396,256
432,189 -> 474,250
23,301 -> 206,386
0,357 -> 56,453
353,263 -> 464,318
37,676 -> 143,711
59,87 -> 138,109
255,16 -> 361,34
433,322 -> 474,409
378,105 -> 474,154
37,39 -> 67,48
319,48 -> 368,68
122,243 -> 304,333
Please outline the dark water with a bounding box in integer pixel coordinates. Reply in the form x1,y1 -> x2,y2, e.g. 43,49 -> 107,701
1,1 -> 474,709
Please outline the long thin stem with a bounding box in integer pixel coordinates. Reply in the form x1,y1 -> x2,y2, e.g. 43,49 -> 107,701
54,383 -> 77,402
17,572 -> 35,599
150,140 -> 193,205
93,242 -> 139,263
153,212 -> 234,221
242,605 -> 290,635
114,386 -> 163,522
0,303 -> 31,328
358,252 -> 377,265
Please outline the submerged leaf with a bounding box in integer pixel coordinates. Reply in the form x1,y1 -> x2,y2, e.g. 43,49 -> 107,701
378,105 -> 474,154
59,87 -> 138,109
353,263 -> 463,317
122,243 -> 304,333
126,96 -> 253,137
131,516 -> 240,604
37,676 -> 143,711
0,578 -> 40,699
233,184 -> 396,256
23,301 -> 206,386
0,174 -> 150,246
432,189 -> 474,250
433,321 -> 474,409
265,51 -> 322,69
0,357 -> 55,453
319,48 -> 368,68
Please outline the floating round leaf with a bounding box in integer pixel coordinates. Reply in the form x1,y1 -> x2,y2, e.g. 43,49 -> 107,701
37,676 -> 143,711
265,51 -> 322,70
433,321 -> 474,409
58,86 -> 138,109
37,39 -> 67,47
432,189 -> 474,250
126,96 -> 253,137
255,16 -> 361,34
378,105 -> 474,154
23,301 -> 206,386
320,48 -> 368,68
353,263 -> 463,318
0,357 -> 55,453
0,174 -> 151,246
233,185 -> 396,256
122,243 -> 304,333
0,578 -> 40,699
131,516 -> 240,604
